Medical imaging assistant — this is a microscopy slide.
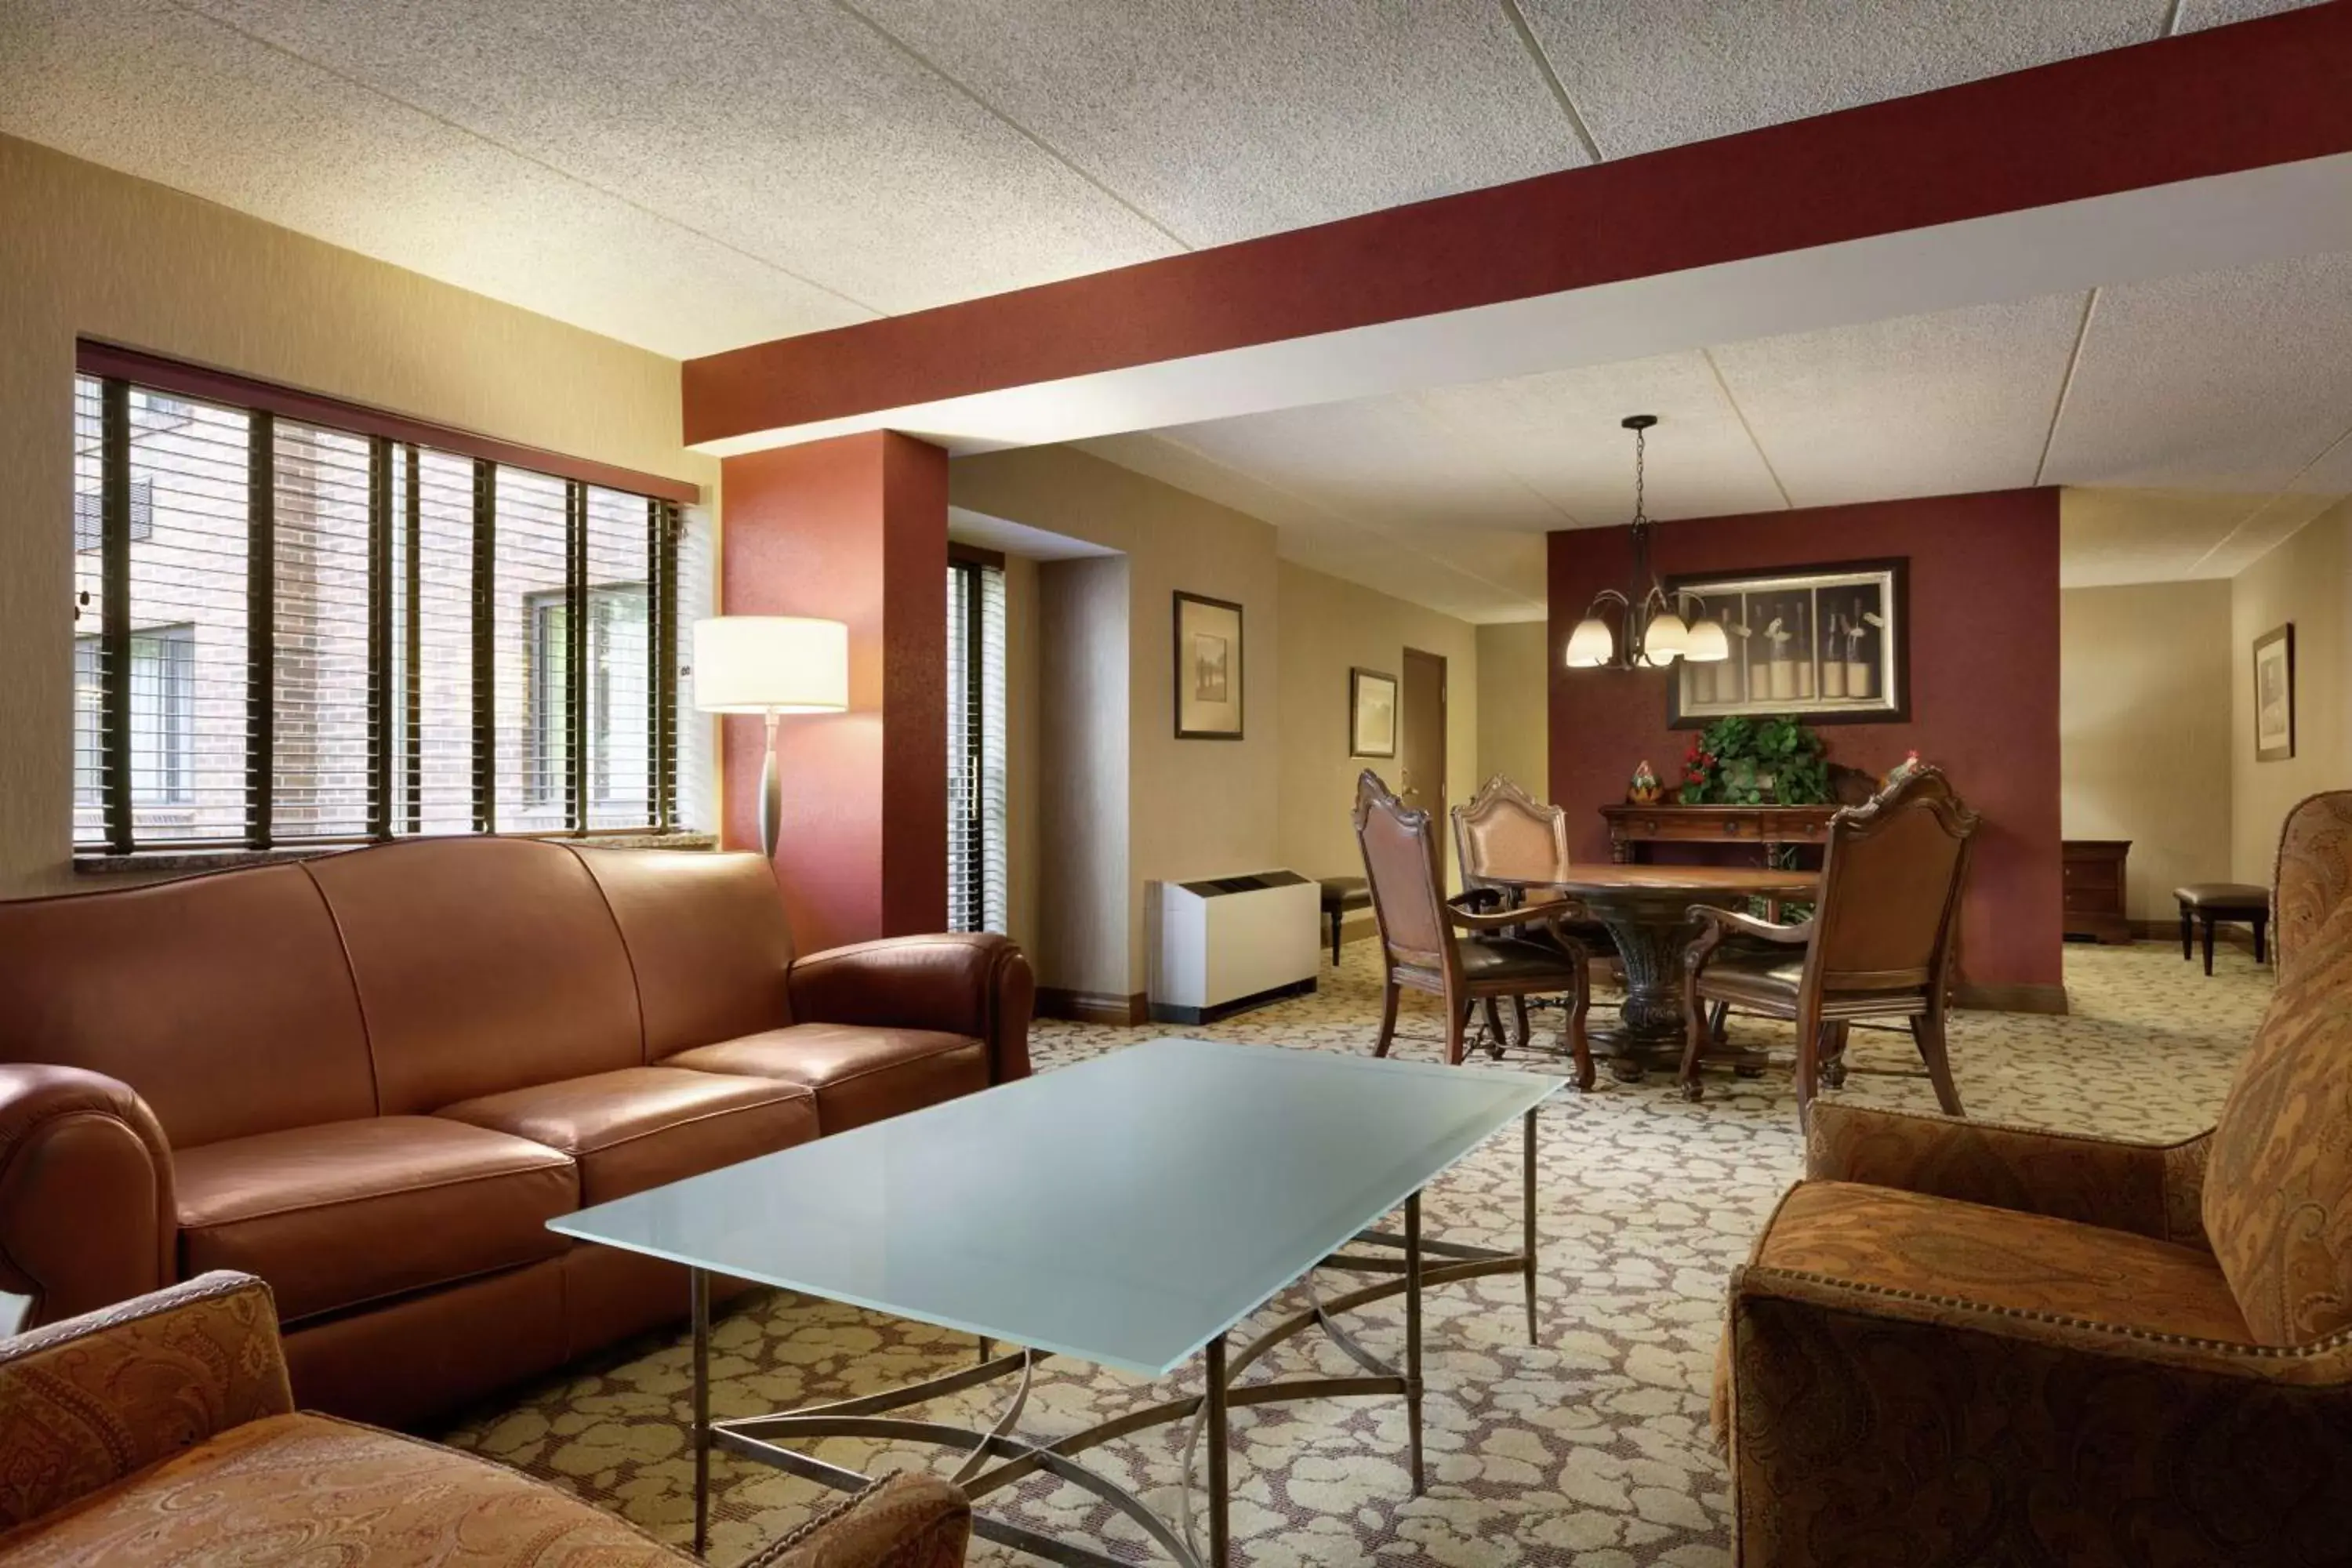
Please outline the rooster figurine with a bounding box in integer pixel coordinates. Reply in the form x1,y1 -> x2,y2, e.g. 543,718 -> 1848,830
1628,759 -> 1663,805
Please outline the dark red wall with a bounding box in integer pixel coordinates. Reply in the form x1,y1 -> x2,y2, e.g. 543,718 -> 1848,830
721,431 -> 947,952
1547,488 -> 2062,993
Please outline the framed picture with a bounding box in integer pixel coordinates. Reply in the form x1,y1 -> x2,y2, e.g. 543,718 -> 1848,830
2254,622 -> 2296,762
1663,557 -> 1909,728
1349,667 -> 1398,757
1174,591 -> 1244,739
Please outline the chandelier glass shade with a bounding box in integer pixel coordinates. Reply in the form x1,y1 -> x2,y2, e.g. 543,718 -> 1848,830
1563,415 -> 1727,673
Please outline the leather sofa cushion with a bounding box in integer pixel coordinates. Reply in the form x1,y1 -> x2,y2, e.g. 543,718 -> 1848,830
437,1066 -> 818,1206
1755,1180 -> 2251,1342
577,847 -> 797,1058
664,1025 -> 989,1134
0,865 -> 375,1148
175,1118 -> 576,1323
0,1411 -> 680,1567
303,839 -> 643,1115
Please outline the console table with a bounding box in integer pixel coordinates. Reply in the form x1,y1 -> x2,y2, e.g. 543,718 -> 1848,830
1601,804 -> 1839,864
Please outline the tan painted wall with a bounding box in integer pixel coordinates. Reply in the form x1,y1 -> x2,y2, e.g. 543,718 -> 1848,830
1033,556 -> 1131,997
950,448 -> 1282,998
2059,582 -> 2234,922
1276,561 -> 1480,887
2230,499 -> 2352,884
0,134 -> 714,898
1475,620 -> 1551,803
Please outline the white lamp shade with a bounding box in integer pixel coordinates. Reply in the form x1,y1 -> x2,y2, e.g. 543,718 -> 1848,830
1686,618 -> 1730,662
1641,609 -> 1688,665
692,616 -> 850,713
1564,616 -> 1616,668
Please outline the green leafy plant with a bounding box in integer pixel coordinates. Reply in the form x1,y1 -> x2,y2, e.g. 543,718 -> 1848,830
1678,714 -> 1831,805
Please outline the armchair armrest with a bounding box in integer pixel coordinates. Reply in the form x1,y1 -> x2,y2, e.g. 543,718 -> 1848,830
788,934 -> 1036,1083
0,1271 -> 291,1532
745,1472 -> 972,1568
1805,1101 -> 2211,1248
1724,1264 -> 2352,1559
1448,900 -> 1593,957
0,1063 -> 176,1327
1690,904 -> 1812,946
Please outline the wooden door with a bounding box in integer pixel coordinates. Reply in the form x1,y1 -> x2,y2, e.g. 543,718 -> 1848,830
1400,648 -> 1448,884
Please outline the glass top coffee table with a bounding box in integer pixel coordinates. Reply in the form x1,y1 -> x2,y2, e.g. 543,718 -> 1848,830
555,1036 -> 1564,1567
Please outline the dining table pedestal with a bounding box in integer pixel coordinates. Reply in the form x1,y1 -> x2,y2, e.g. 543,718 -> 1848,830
1490,866 -> 1822,1082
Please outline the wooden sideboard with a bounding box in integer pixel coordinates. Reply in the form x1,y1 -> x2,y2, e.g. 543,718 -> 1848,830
2061,838 -> 2133,944
1601,804 -> 1839,864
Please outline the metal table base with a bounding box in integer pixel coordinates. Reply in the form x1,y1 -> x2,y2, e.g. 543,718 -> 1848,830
685,1109 -> 1541,1567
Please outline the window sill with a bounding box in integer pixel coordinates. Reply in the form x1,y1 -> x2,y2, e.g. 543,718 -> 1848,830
73,832 -> 719,878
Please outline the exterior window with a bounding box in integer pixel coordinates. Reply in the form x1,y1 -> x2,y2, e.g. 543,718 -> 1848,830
946,554 -> 1008,935
71,357 -> 701,855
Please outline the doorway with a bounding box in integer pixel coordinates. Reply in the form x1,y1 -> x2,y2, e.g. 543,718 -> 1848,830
1399,648 -> 1448,884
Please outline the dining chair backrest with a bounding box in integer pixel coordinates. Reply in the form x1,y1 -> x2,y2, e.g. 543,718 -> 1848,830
1354,770 -> 1449,970
1453,775 -> 1571,895
1806,767 -> 1980,995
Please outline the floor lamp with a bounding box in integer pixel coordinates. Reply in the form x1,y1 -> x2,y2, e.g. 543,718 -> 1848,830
692,616 -> 850,859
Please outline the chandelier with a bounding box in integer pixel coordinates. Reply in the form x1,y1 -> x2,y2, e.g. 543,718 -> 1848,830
1563,415 -> 1730,671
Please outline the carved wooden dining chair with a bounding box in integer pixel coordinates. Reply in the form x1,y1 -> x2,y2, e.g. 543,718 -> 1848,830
1678,767 -> 1980,1113
1450,775 -> 1613,1049
1355,771 -> 1594,1087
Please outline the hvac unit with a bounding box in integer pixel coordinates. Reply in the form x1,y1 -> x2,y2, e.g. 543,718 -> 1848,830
1150,869 -> 1321,1024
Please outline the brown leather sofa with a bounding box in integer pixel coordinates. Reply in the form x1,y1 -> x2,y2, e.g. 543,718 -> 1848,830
0,1271 -> 971,1568
0,839 -> 1033,1428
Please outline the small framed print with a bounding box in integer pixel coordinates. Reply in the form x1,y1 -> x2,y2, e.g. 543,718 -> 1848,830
1174,591 -> 1244,739
2254,622 -> 2295,762
1349,667 -> 1398,757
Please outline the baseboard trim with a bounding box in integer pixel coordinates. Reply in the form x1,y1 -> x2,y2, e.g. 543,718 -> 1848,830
1953,982 -> 2069,1015
1036,987 -> 1149,1026
1149,978 -> 1317,1026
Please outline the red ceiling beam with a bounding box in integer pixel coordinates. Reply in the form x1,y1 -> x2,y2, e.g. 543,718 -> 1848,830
684,4 -> 2352,448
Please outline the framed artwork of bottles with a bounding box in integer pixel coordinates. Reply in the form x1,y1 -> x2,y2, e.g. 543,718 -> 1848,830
1662,558 -> 1908,728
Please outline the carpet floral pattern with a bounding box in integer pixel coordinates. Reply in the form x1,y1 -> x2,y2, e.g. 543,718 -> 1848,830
441,940 -> 2273,1566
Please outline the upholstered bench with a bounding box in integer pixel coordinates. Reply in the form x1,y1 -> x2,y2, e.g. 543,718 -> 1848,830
1318,877 -> 1371,966
2174,882 -> 2269,974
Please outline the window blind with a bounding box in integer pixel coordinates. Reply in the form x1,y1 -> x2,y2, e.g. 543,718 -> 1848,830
69,354 -> 701,855
946,557 -> 1008,935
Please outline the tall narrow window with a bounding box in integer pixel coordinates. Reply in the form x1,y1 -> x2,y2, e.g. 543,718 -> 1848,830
68,348 -> 702,855
946,551 -> 1008,935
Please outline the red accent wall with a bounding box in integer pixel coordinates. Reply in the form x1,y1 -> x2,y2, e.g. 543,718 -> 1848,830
1547,488 -> 2061,992
685,5 -> 2352,445
720,431 -> 947,951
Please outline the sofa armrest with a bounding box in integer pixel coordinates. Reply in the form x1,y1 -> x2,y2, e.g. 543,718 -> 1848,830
0,1063 -> 177,1327
1724,1264 -> 2352,1562
745,1473 -> 972,1568
1802,1100 -> 2211,1248
788,934 -> 1036,1083
0,1270 -> 291,1532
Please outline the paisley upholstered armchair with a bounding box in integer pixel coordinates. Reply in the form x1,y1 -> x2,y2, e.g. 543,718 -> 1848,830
1714,841 -> 2352,1563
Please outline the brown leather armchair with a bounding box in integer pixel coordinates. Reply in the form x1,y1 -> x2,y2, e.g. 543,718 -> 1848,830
1355,770 -> 1593,1086
0,1271 -> 970,1568
0,839 -> 1033,1428
1678,767 -> 1978,1113
1715,888 -> 2352,1566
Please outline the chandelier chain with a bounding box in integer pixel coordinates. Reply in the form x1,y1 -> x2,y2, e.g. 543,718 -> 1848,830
1632,423 -> 1646,524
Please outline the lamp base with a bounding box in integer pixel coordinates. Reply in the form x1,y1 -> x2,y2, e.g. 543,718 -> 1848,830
758,710 -> 781,861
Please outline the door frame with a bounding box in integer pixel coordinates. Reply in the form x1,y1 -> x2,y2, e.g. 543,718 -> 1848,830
1400,646 -> 1447,884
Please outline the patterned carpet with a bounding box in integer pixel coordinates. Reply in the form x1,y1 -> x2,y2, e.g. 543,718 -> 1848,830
441,936 -> 2274,1566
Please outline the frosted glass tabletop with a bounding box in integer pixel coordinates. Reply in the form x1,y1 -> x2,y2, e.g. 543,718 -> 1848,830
554,1036 -> 1563,1376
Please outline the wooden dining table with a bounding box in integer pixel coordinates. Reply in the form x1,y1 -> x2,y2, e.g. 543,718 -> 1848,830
1486,865 -> 1820,1081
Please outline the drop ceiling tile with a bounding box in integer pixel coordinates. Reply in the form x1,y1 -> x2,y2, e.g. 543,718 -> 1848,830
1412,355 -> 1785,524
844,0 -> 1588,246
1517,0 -> 2166,159
0,0 -> 854,358
1708,292 -> 2086,507
2040,252 -> 2352,491
184,0 -> 1181,316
